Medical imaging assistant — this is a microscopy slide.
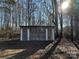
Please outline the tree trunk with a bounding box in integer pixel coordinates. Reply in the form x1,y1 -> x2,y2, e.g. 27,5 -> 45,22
54,0 -> 58,38
71,15 -> 73,41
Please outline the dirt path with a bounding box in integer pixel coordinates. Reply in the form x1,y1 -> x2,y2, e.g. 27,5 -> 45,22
49,38 -> 79,59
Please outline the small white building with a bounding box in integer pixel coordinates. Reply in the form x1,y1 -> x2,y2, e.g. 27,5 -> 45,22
20,26 -> 55,41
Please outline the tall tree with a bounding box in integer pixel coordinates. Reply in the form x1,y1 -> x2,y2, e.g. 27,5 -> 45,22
53,0 -> 59,38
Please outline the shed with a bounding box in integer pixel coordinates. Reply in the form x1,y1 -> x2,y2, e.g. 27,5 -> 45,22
20,26 -> 55,41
